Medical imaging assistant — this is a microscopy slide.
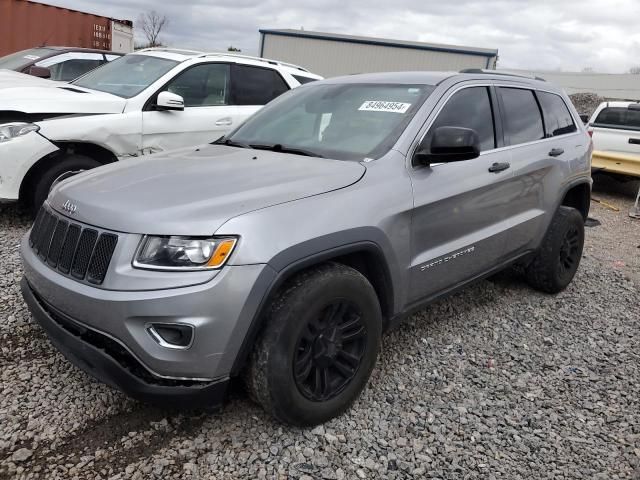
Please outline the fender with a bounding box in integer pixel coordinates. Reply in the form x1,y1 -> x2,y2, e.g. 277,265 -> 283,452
229,236 -> 401,376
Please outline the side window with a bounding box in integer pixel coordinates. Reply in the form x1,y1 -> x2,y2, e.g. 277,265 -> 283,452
231,65 -> 289,105
499,87 -> 544,145
292,74 -> 317,85
37,52 -> 104,81
428,86 -> 496,152
537,91 -> 577,137
163,63 -> 230,107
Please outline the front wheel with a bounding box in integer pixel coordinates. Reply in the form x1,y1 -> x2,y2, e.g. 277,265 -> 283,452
29,154 -> 101,213
524,206 -> 585,293
245,263 -> 382,426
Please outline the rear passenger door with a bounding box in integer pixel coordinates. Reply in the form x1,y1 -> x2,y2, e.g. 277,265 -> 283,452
408,85 -> 514,302
498,87 -> 579,255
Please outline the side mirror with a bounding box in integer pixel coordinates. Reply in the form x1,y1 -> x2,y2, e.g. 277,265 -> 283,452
414,126 -> 481,166
28,66 -> 51,79
156,91 -> 185,111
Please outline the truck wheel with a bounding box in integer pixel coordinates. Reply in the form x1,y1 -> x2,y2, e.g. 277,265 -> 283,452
29,154 -> 101,213
245,262 -> 382,426
525,206 -> 585,294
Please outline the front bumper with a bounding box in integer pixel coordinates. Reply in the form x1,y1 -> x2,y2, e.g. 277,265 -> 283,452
0,131 -> 58,201
21,278 -> 228,408
21,231 -> 276,381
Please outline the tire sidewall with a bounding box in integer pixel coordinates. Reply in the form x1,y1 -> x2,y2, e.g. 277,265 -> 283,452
553,209 -> 585,287
31,154 -> 101,212
267,268 -> 382,426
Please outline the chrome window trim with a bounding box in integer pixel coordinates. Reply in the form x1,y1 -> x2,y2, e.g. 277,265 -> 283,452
408,81 -> 584,168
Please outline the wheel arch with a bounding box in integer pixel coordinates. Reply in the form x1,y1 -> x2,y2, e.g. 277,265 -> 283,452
560,180 -> 591,221
230,240 -> 397,376
19,141 -> 118,204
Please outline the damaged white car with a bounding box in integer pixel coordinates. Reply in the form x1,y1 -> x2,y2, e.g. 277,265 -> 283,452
0,48 -> 321,210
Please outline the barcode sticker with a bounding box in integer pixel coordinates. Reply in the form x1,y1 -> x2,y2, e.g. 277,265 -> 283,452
359,101 -> 411,113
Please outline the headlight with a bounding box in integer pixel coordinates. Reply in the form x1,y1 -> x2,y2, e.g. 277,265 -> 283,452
134,236 -> 237,271
0,123 -> 40,143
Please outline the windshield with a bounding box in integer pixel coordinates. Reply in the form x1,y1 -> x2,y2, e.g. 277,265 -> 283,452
226,83 -> 434,161
0,48 -> 55,71
72,55 -> 178,98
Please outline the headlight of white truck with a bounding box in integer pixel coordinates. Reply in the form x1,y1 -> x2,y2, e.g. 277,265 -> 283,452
0,123 -> 40,143
133,236 -> 237,271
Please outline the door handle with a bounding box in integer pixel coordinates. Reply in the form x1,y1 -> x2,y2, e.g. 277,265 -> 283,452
628,138 -> 640,145
488,162 -> 511,173
215,117 -> 233,127
549,148 -> 564,157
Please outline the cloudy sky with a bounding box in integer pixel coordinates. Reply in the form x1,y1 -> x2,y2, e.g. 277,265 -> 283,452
44,0 -> 640,73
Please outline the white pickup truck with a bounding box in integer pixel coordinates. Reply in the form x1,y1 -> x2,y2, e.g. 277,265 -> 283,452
587,101 -> 640,217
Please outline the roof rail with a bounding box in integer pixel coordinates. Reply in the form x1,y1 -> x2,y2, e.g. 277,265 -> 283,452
459,68 -> 546,82
198,52 -> 309,72
136,47 -> 204,56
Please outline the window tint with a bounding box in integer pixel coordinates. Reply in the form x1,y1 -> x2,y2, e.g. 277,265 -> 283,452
429,87 -> 495,152
48,59 -> 104,81
232,65 -> 289,105
293,74 -> 317,85
163,63 -> 230,107
499,88 -> 544,145
537,91 -> 577,137
594,107 -> 640,130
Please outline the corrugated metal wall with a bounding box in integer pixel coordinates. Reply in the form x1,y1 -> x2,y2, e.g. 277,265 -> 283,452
0,0 -> 116,56
507,69 -> 640,101
261,34 -> 494,77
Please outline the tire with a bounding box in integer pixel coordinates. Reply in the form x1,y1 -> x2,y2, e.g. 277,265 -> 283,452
245,262 -> 382,426
29,154 -> 101,213
525,206 -> 585,294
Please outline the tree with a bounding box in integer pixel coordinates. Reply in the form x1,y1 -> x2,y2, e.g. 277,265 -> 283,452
629,66 -> 640,74
138,10 -> 168,48
227,46 -> 241,52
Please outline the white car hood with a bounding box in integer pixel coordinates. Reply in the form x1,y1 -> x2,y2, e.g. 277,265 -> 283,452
0,69 -> 59,89
0,84 -> 126,114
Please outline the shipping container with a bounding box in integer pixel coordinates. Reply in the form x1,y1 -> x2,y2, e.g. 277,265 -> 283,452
0,0 -> 133,56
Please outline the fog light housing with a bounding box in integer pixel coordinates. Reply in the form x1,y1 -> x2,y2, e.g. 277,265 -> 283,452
147,323 -> 194,350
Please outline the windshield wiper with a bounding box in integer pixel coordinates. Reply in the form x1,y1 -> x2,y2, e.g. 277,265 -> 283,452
212,137 -> 252,149
249,143 -> 324,158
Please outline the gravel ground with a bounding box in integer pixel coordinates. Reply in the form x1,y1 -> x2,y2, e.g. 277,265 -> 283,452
1,179 -> 639,480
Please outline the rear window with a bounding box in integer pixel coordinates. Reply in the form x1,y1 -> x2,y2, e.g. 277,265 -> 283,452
537,91 -> 577,137
593,107 -> 640,130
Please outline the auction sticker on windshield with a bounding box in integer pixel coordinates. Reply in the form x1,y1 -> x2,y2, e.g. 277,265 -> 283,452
359,101 -> 411,113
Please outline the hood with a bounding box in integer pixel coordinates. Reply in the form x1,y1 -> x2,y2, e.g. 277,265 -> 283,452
50,144 -> 366,236
0,69 -> 59,89
0,84 -> 126,114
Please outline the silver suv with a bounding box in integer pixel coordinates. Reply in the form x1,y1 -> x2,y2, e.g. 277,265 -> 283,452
20,70 -> 592,426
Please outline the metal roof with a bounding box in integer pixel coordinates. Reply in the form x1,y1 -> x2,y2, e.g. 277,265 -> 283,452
259,29 -> 498,58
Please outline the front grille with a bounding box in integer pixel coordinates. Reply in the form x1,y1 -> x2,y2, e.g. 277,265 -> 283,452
29,206 -> 118,285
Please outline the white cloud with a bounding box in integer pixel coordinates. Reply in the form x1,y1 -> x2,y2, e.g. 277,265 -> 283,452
42,0 -> 640,73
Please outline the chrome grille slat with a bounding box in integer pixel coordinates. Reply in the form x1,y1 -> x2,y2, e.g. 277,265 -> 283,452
28,206 -> 117,285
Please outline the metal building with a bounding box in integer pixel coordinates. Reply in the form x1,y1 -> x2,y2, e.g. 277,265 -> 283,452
259,29 -> 498,78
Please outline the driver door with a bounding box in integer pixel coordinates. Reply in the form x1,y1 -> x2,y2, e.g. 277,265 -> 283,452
141,63 -> 245,154
408,85 -> 515,302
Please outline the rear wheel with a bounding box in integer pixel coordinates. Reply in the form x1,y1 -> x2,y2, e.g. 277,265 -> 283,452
245,263 -> 382,426
525,206 -> 585,293
29,154 -> 101,213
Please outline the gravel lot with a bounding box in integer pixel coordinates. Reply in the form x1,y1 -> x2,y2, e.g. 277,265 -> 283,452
1,178 -> 639,480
